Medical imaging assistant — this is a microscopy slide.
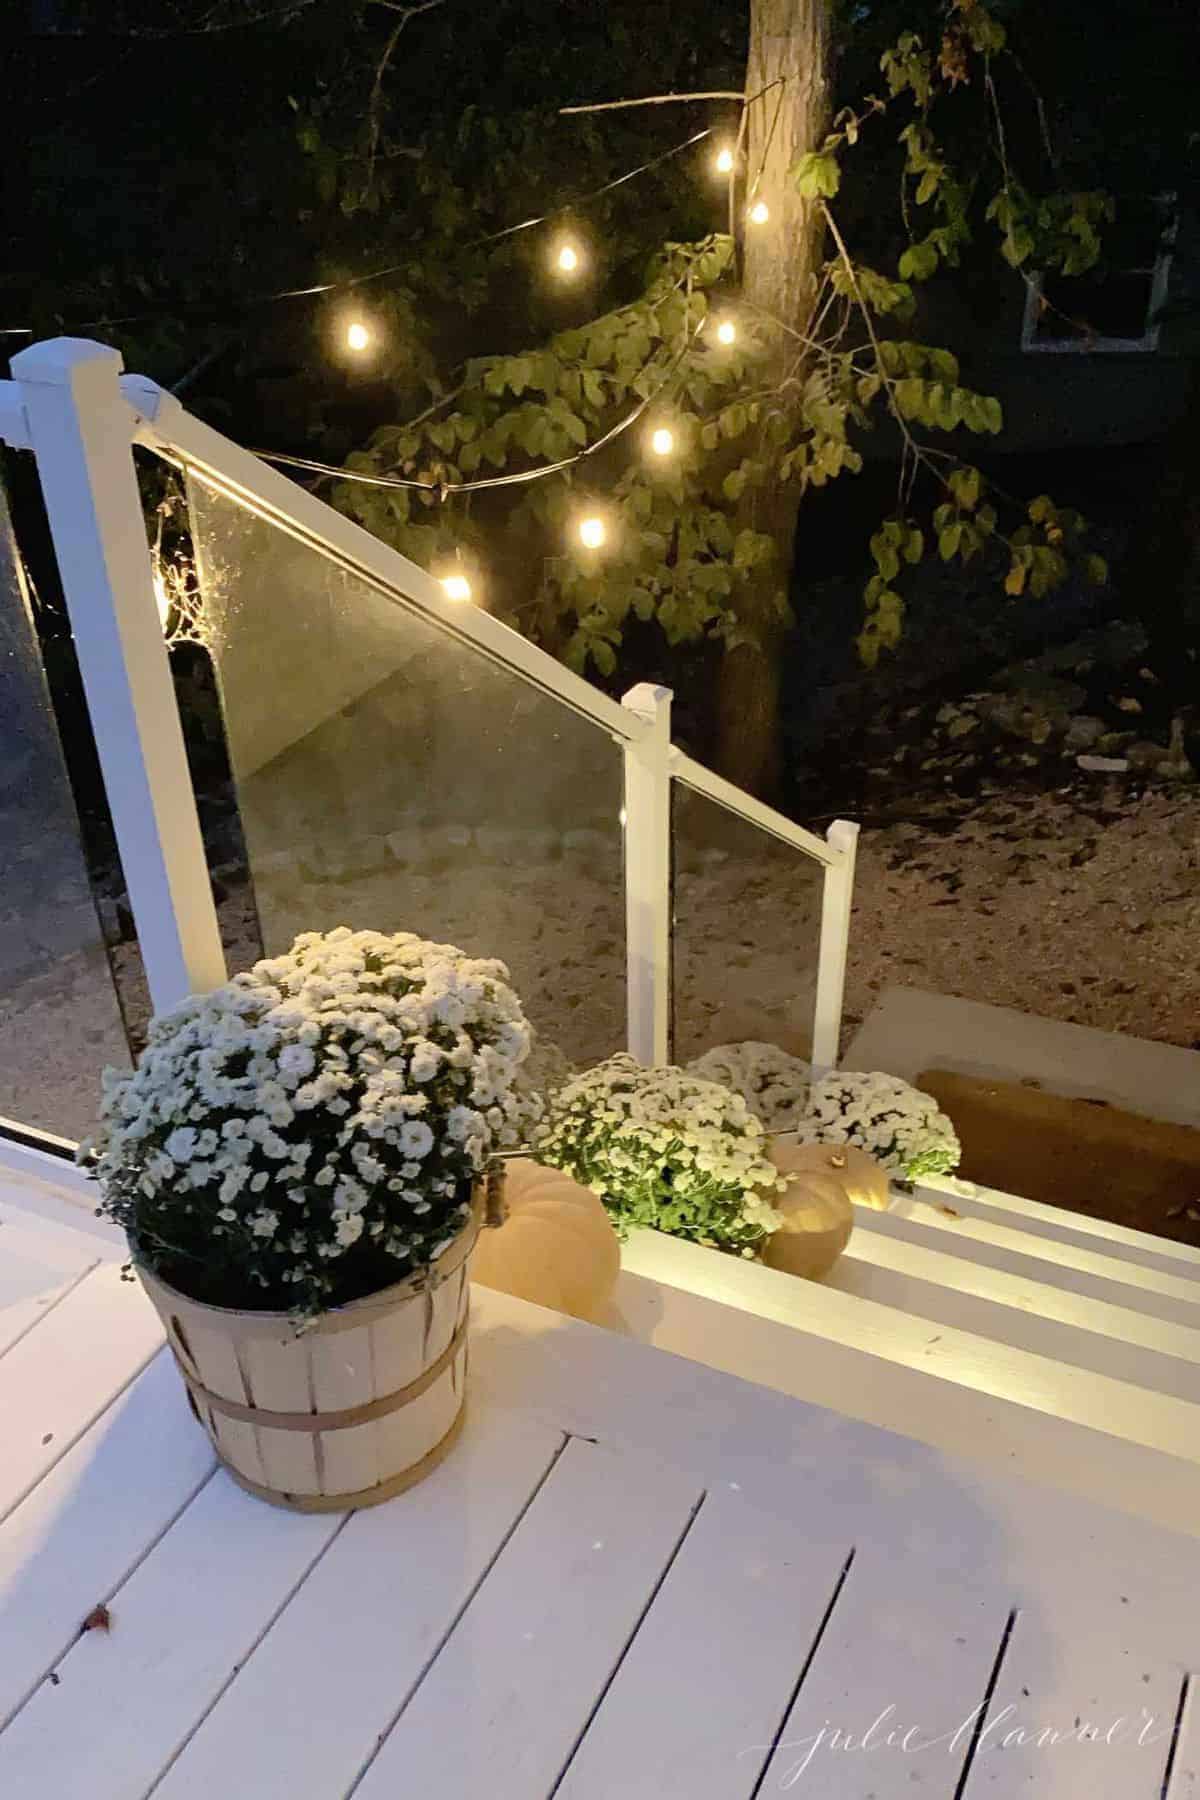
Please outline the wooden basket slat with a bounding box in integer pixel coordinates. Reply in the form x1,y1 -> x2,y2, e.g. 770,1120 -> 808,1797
310,1321 -> 374,1414
136,1204 -> 479,1511
241,1331 -> 314,1414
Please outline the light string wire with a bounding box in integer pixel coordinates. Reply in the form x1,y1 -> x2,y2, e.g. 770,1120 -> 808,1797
0,123 -> 717,340
250,301 -> 707,496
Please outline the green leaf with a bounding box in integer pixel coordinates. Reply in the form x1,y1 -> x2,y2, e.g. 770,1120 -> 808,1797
898,239 -> 939,283
948,466 -> 981,510
722,468 -> 747,502
1085,553 -> 1109,587
939,523 -> 963,561
792,149 -> 841,198
904,527 -> 925,564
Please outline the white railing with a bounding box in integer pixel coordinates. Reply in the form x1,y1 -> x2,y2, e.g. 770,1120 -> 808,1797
1,336 -> 858,1079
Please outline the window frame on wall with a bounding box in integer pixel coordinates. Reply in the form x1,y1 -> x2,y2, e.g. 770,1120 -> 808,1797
1020,194 -> 1178,355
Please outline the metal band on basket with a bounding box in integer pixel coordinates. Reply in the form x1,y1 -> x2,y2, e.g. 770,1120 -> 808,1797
175,1309 -> 469,1433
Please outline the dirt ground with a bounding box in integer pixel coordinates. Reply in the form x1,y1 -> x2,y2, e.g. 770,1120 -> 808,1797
3,780 -> 1197,1146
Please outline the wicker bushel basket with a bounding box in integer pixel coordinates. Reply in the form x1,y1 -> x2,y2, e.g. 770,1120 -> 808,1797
137,1198 -> 481,1512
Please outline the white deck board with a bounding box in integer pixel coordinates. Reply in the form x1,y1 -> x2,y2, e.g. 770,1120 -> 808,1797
0,1351 -> 213,1731
0,1474 -> 339,1800
1,1200 -> 1199,1798
868,1198 -> 1200,1325
761,1557 -> 1009,1798
0,1262 -> 164,1525
351,1435 -> 702,1800
0,1210 -> 97,1360
154,1409 -> 563,1800
556,1487 -> 852,1800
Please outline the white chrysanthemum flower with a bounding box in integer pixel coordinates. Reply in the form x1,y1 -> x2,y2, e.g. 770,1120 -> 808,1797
84,928 -> 532,1318
798,1070 -> 960,1179
534,1054 -> 782,1255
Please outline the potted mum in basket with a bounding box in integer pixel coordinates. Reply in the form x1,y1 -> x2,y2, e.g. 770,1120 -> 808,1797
83,927 -> 532,1512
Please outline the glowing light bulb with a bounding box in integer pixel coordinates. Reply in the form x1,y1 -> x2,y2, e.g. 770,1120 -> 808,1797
748,199 -> 770,225
345,320 -> 372,352
441,573 -> 472,603
714,317 -> 737,346
714,145 -> 735,176
649,426 -> 675,457
578,515 -> 606,550
554,240 -> 581,275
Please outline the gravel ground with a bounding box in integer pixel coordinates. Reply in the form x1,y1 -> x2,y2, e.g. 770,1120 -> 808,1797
842,782 -> 1200,1049
3,780 -> 1196,1146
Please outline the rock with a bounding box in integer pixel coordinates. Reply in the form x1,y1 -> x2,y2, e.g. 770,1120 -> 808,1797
1063,715 -> 1106,753
1096,731 -> 1135,756
1125,741 -> 1168,773
1076,754 -> 1130,773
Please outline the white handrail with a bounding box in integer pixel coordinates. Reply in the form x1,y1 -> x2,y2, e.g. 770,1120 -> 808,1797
120,376 -> 649,749
669,748 -> 839,867
1,337 -> 860,1095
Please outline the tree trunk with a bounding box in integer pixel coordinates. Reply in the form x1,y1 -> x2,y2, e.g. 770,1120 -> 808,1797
715,0 -> 831,794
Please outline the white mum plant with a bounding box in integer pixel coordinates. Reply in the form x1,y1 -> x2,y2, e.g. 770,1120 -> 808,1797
534,1054 -> 783,1256
799,1069 -> 960,1180
686,1040 -> 812,1133
83,928 -> 532,1315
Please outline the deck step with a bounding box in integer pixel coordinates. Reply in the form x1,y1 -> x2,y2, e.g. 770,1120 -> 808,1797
860,1197 -> 1200,1328
915,1172 -> 1200,1283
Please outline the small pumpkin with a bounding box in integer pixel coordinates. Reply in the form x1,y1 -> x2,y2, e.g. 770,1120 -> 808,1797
761,1141 -> 854,1280
472,1158 -> 620,1323
780,1141 -> 891,1212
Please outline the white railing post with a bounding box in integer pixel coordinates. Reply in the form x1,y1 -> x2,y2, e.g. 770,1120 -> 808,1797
811,817 -> 860,1072
621,683 -> 672,1066
10,338 -> 226,1014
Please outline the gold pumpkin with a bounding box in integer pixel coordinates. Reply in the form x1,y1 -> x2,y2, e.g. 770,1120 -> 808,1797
776,1141 -> 890,1211
472,1158 -> 620,1323
761,1142 -> 854,1280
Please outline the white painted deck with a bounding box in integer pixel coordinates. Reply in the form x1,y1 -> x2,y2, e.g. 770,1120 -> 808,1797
3,1171 -> 1200,1798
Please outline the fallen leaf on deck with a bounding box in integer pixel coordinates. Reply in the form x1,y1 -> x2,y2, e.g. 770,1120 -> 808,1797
79,1605 -> 111,1635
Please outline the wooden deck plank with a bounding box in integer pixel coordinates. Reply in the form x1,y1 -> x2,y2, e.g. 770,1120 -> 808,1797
0,1351 -> 214,1731
917,1173 -> 1200,1281
0,1210 -> 97,1360
556,1488 -> 852,1800
760,1555 -> 1011,1798
962,1611 -> 1182,1797
153,1410 -> 563,1800
869,1199 -> 1200,1326
352,1435 -> 702,1800
831,1232 -> 1200,1402
0,1474 -> 339,1800
0,1263 -> 164,1525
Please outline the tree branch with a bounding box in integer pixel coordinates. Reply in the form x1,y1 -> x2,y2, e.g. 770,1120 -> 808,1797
361,1 -> 444,196
561,92 -> 744,115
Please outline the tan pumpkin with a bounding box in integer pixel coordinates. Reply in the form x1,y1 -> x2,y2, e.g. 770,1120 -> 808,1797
472,1158 -> 620,1323
778,1141 -> 890,1211
761,1141 -> 854,1280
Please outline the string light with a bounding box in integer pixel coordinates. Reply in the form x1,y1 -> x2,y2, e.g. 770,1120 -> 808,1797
554,239 -> 582,276
440,571 -> 473,603
748,199 -> 770,225
345,319 -> 372,352
577,514 -> 607,550
714,145 -> 735,175
714,317 -> 737,345
649,425 -> 675,457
